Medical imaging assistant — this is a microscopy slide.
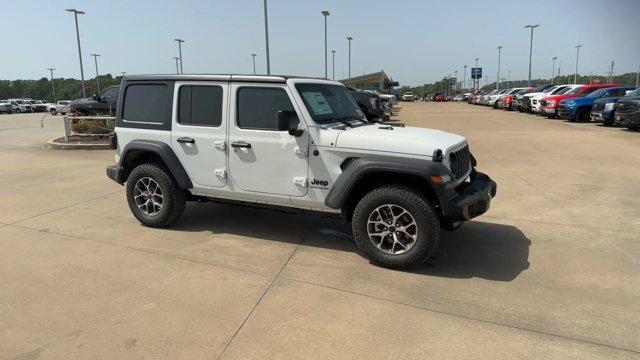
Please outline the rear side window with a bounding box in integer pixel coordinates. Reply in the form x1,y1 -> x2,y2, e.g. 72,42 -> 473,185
237,87 -> 294,130
178,85 -> 223,126
122,84 -> 171,123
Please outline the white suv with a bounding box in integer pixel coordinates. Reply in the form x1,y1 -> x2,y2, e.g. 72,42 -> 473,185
401,92 -> 415,102
106,75 -> 496,269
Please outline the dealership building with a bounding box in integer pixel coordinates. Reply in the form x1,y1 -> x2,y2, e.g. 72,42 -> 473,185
340,70 -> 398,93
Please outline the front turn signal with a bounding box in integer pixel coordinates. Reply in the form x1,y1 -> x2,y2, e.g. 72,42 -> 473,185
429,175 -> 452,184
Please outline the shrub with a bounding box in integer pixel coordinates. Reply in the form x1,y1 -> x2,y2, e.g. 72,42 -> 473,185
72,119 -> 115,135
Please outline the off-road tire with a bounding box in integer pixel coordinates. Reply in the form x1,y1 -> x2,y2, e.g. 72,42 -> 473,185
627,126 -> 639,131
576,107 -> 590,122
352,185 -> 440,269
126,163 -> 186,228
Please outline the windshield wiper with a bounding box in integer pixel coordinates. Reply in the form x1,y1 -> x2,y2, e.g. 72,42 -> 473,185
331,116 -> 369,126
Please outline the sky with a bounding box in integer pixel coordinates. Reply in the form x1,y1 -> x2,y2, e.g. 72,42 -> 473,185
1,0 -> 639,86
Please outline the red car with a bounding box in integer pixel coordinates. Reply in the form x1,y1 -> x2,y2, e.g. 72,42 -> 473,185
435,93 -> 447,102
540,84 -> 617,118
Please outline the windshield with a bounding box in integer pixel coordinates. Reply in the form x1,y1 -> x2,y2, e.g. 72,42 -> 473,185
296,83 -> 365,124
565,86 -> 587,95
585,88 -> 612,98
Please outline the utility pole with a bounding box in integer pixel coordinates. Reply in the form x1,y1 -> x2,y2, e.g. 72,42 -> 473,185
174,39 -> 185,74
557,60 -> 562,84
454,70 -> 458,95
347,36 -> 353,81
331,50 -> 336,80
321,10 -> 330,79
90,53 -> 101,92
47,68 -> 56,102
589,72 -> 593,84
66,8 -> 86,98
507,70 -> 511,89
608,60 -> 614,83
250,53 -> 257,74
496,46 -> 502,91
463,65 -> 467,93
574,44 -> 582,84
474,58 -> 479,91
121,72 -> 126,77
173,57 -> 180,74
551,56 -> 557,84
524,24 -> 540,86
263,0 -> 271,75
636,65 -> 639,87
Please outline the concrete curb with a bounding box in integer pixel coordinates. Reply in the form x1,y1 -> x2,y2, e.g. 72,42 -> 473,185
46,138 -> 112,150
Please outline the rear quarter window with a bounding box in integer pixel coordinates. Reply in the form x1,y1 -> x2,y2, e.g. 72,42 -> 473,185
122,84 -> 172,125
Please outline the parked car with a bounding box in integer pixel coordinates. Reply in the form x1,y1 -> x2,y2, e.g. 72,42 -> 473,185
558,86 -> 632,122
347,87 -> 385,122
29,100 -> 48,112
523,85 -> 568,113
105,74 -> 496,270
541,84 -> 617,118
495,88 -> 528,109
614,90 -> 640,131
516,85 -> 554,112
401,92 -> 415,102
47,100 -> 71,115
434,93 -> 446,102
67,85 -> 119,116
8,99 -> 32,113
374,91 -> 396,109
530,85 -> 576,114
591,88 -> 638,125
0,100 -> 13,114
485,89 -> 510,108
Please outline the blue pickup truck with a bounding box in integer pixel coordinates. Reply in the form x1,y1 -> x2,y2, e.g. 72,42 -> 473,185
558,86 -> 634,122
591,87 -> 638,125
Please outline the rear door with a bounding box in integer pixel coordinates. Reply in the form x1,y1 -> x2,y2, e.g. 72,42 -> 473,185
227,83 -> 309,197
171,82 -> 228,188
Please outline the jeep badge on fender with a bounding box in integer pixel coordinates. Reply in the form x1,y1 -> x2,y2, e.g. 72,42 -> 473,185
106,74 -> 496,270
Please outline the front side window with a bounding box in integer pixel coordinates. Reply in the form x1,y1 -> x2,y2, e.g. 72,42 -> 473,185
178,85 -> 223,126
237,87 -> 294,130
122,84 -> 171,123
295,83 -> 364,124
101,87 -> 119,101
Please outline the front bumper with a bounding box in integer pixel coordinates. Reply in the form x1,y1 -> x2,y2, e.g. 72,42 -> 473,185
557,108 -> 574,119
616,113 -> 640,127
542,106 -> 557,116
438,170 -> 497,223
106,165 -> 125,185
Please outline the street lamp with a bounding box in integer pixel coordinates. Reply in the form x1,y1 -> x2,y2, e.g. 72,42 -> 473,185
524,24 -> 540,86
551,56 -> 557,84
321,10 -> 330,79
250,53 -> 257,74
47,68 -> 56,102
90,53 -> 101,92
331,50 -> 336,80
173,57 -> 180,75
66,8 -> 86,98
474,58 -> 479,91
574,44 -> 582,84
263,0 -> 271,75
463,65 -> 467,93
346,37 -> 353,81
454,70 -> 458,95
497,46 -> 502,91
174,39 -> 185,74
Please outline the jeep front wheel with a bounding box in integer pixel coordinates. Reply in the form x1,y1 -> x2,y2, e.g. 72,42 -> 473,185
126,163 -> 186,228
352,185 -> 440,269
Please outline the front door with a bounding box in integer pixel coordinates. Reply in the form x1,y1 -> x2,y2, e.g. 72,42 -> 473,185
228,83 -> 309,197
171,82 -> 228,188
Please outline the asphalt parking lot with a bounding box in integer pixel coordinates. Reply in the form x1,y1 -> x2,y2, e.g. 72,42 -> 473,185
1,105 -> 639,359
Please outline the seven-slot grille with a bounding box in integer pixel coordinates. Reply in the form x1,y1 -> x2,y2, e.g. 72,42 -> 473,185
616,101 -> 639,114
448,145 -> 471,181
593,102 -> 605,111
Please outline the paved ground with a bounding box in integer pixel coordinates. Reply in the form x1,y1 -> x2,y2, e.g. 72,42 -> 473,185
1,107 -> 638,359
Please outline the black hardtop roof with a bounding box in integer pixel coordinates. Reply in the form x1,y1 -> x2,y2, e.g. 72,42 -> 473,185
123,74 -> 330,83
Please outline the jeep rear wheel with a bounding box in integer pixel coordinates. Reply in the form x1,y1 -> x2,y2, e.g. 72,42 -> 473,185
126,163 -> 186,228
352,185 -> 440,269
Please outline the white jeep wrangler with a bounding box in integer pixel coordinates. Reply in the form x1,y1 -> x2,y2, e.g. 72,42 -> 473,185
106,75 -> 496,269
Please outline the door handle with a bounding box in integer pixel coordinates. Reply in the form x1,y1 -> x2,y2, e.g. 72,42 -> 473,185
177,137 -> 195,144
231,141 -> 252,149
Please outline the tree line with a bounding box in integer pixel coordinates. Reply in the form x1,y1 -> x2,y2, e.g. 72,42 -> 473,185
0,74 -> 124,102
397,72 -> 639,97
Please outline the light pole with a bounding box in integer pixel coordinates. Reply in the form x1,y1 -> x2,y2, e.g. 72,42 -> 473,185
121,72 -> 126,77
173,57 -> 180,74
507,70 -> 511,89
463,65 -> 467,93
454,70 -> 458,95
90,53 -> 101,92
347,36 -> 353,81
557,60 -> 562,84
321,10 -> 330,79
66,8 -> 86,98
474,58 -> 479,91
174,39 -> 185,74
636,65 -> 639,87
263,0 -> 271,75
496,46 -> 502,91
250,53 -> 257,74
47,68 -> 56,102
332,50 -> 336,80
524,24 -> 540,86
551,56 -> 557,84
574,44 -> 582,84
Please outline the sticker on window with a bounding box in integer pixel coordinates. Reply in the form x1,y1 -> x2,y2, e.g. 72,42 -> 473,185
303,92 -> 334,115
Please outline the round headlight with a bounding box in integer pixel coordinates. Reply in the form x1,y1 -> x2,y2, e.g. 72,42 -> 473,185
604,103 -> 615,110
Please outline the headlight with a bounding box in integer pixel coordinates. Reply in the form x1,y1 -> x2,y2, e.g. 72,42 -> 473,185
604,103 -> 615,110
564,100 -> 575,107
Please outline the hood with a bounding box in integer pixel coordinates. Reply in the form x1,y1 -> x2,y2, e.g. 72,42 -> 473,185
547,94 -> 578,102
593,97 -> 620,105
335,125 -> 466,157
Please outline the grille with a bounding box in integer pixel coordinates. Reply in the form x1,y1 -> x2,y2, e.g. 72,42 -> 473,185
593,102 -> 605,111
449,145 -> 471,181
616,101 -> 639,114
524,97 -> 532,108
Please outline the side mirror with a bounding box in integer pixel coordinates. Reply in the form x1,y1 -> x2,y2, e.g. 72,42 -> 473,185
277,110 -> 303,137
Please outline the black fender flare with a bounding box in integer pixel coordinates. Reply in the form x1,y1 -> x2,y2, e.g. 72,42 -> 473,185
118,140 -> 192,189
324,156 -> 452,209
